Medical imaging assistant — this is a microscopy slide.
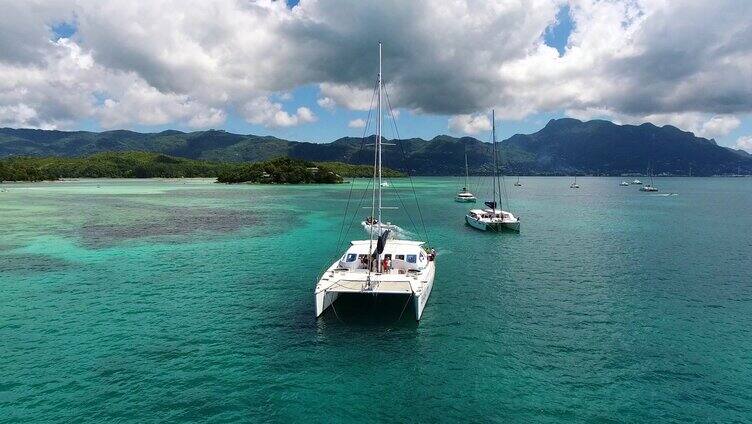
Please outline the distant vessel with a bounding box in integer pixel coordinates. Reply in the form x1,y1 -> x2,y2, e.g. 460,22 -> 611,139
620,181 -> 630,186
514,176 -> 522,187
455,152 -> 476,202
361,216 -> 399,236
639,166 -> 659,192
465,110 -> 520,232
632,179 -> 642,185
316,43 -> 436,321
380,181 -> 389,187
570,175 -> 580,189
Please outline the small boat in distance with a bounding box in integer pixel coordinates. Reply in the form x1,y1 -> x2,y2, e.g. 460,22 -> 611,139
362,216 -> 399,236
465,110 -> 520,233
632,179 -> 642,185
620,181 -> 630,186
639,166 -> 659,192
514,176 -> 522,187
455,152 -> 477,202
316,42 -> 436,321
570,175 -> 580,189
380,181 -> 389,187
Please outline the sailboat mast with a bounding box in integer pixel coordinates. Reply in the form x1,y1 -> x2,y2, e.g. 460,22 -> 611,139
464,152 -> 469,189
492,109 -> 497,209
377,42 -> 383,236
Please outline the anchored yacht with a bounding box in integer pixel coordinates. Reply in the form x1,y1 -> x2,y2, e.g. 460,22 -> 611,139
316,43 -> 436,321
465,110 -> 520,233
466,205 -> 520,232
455,152 -> 476,202
639,165 -> 659,192
362,216 -> 399,236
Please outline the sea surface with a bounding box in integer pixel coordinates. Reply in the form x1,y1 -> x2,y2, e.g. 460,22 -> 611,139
1,177 -> 751,423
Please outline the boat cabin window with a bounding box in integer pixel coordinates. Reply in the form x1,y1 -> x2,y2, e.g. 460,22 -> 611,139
345,253 -> 357,262
419,252 -> 425,262
406,254 -> 417,264
395,254 -> 405,260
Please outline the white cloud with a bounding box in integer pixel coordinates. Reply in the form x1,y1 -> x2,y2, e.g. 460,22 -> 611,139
317,96 -> 335,110
736,135 -> 752,153
241,97 -> 316,127
348,118 -> 366,129
448,114 -> 492,135
699,116 -> 741,139
0,0 -> 751,135
318,83 -> 375,111
0,104 -> 42,128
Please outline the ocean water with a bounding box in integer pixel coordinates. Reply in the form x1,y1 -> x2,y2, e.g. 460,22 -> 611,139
1,177 -> 751,423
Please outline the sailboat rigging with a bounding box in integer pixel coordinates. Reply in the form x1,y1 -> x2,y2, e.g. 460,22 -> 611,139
455,151 -> 477,202
465,110 -> 521,232
640,164 -> 658,192
315,43 -> 436,321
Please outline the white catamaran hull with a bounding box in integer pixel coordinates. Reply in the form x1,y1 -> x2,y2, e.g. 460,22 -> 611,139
315,261 -> 436,321
465,215 -> 520,232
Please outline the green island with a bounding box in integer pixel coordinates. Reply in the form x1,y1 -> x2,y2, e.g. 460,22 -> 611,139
0,151 -> 405,183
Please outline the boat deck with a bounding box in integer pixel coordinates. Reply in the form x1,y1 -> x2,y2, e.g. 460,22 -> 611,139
318,268 -> 422,294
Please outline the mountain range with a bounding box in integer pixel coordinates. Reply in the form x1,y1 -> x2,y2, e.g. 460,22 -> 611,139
1,118 -> 750,176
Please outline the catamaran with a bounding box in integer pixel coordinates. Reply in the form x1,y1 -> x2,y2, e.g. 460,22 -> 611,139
316,43 -> 436,321
455,152 -> 476,202
465,110 -> 520,232
570,175 -> 580,189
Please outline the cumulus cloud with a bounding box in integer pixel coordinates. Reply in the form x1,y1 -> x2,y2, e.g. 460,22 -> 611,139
348,118 -> 366,129
241,97 -> 316,127
0,0 -> 750,135
736,135 -> 752,153
317,96 -> 335,110
448,114 -> 492,135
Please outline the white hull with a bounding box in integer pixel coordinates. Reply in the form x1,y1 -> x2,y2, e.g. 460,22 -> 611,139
455,196 -> 476,203
362,221 -> 399,236
315,240 -> 436,321
315,261 -> 435,321
465,214 -> 520,232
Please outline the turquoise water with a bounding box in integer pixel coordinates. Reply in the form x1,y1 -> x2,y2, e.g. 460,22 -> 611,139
2,177 -> 751,422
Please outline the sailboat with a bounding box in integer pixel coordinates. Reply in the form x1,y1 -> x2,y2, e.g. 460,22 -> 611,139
570,175 -> 580,189
639,166 -> 658,192
455,152 -> 476,202
465,110 -> 520,232
316,43 -> 436,321
514,176 -> 522,187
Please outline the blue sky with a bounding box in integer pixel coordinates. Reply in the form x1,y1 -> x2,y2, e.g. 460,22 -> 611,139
5,1 -> 752,150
